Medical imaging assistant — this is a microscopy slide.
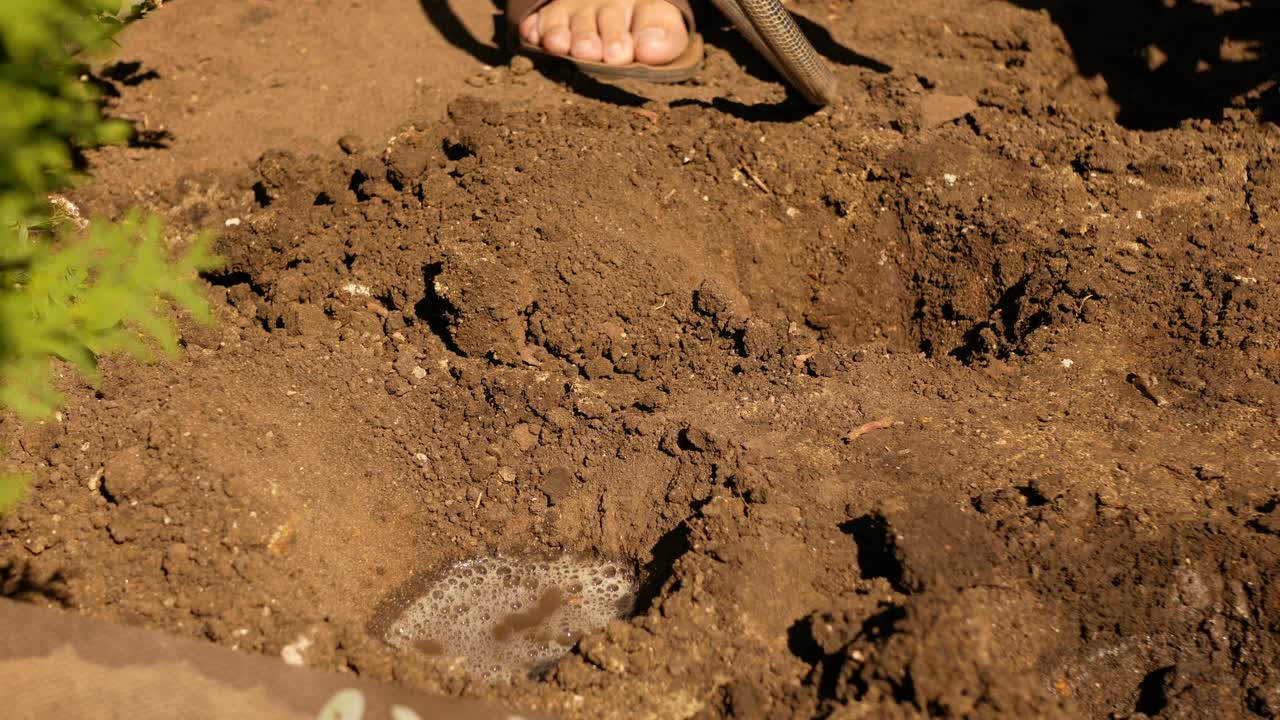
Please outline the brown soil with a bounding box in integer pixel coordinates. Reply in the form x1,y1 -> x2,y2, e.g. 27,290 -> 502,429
5,0 -> 1280,718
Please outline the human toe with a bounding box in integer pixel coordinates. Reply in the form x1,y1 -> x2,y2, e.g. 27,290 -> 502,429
597,3 -> 634,65
632,0 -> 688,65
537,5 -> 574,56
519,13 -> 541,45
569,8 -> 604,61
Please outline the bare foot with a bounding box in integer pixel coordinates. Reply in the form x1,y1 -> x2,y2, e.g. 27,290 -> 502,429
517,0 -> 689,67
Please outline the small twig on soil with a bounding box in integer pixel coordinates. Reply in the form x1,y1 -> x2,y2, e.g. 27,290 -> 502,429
474,491 -> 484,509
1127,372 -> 1168,407
740,165 -> 771,194
632,108 -> 659,125
843,417 -> 896,443
1075,293 -> 1094,317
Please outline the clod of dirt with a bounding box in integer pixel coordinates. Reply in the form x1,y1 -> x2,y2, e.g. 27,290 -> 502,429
377,554 -> 635,683
844,498 -> 998,594
918,93 -> 977,128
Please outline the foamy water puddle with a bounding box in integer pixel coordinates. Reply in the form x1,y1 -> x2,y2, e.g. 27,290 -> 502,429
381,554 -> 636,682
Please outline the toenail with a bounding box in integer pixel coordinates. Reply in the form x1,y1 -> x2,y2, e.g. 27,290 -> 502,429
636,28 -> 667,45
606,41 -> 624,60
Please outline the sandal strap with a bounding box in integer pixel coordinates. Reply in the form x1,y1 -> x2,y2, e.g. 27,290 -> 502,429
506,0 -> 696,33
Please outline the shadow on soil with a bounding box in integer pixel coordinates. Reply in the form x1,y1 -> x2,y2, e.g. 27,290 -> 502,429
0,560 -> 71,606
417,0 -> 506,67
1009,0 -> 1278,128
631,522 -> 691,615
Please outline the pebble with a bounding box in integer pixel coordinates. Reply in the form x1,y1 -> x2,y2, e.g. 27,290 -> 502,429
510,55 -> 534,75
510,424 -> 538,452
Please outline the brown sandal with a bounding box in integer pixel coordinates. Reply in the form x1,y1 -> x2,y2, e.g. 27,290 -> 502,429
504,0 -> 705,83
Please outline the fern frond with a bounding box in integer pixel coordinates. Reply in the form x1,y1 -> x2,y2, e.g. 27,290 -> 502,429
0,473 -> 28,514
0,215 -> 222,418
1,0 -> 218,514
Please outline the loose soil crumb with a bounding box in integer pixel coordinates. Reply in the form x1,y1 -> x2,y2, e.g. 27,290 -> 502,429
4,0 -> 1280,718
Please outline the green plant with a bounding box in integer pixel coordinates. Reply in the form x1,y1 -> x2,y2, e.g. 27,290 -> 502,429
1,0 -> 218,512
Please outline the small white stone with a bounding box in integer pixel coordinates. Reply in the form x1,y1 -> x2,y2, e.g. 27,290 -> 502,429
281,635 -> 313,666
224,217 -> 241,227
1060,358 -> 1075,369
318,689 -> 366,720
342,283 -> 372,297
391,706 -> 425,720
943,173 -> 958,186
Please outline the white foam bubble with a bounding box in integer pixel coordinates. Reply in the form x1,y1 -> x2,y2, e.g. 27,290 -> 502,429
384,553 -> 636,683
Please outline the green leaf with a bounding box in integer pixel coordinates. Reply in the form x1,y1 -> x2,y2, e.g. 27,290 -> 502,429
0,474 -> 29,514
0,212 -> 221,420
0,0 -> 225,501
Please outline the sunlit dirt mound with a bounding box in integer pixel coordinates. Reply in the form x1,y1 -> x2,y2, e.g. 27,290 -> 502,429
4,0 -> 1280,718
